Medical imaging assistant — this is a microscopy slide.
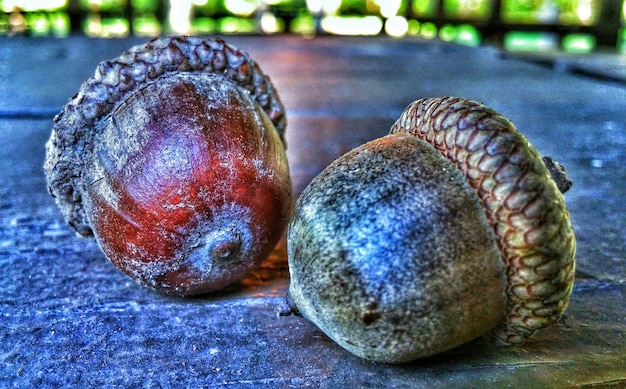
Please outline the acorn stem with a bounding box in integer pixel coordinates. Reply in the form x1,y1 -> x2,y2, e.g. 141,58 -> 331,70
542,156 -> 573,194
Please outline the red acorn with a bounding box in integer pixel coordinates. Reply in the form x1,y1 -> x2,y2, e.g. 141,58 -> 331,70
44,37 -> 292,296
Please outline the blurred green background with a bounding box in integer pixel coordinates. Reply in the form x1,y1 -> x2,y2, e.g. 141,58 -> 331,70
1,0 -> 624,52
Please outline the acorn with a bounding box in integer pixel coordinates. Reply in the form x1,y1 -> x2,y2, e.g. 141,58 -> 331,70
44,36 -> 292,296
279,97 -> 576,363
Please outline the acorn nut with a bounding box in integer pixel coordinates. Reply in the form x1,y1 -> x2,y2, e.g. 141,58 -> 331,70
44,36 -> 292,296
280,97 -> 576,363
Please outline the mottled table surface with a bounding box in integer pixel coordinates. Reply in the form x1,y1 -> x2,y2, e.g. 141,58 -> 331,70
1,36 -> 624,388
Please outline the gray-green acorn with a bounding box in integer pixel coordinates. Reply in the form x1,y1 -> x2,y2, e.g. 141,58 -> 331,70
279,97 -> 576,363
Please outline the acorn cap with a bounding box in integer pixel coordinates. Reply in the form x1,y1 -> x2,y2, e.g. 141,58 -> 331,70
44,36 -> 286,237
391,97 -> 576,345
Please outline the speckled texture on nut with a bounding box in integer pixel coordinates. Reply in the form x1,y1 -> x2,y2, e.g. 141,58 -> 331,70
287,133 -> 507,363
390,97 -> 576,345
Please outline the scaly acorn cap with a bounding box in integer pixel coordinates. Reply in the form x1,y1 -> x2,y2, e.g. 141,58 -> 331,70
390,97 -> 576,345
44,36 -> 286,237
